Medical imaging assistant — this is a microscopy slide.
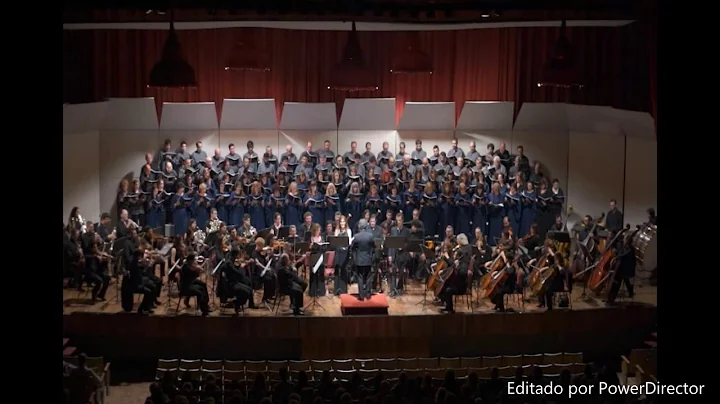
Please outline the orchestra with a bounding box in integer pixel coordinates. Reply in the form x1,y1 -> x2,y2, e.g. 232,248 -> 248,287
63,136 -> 657,316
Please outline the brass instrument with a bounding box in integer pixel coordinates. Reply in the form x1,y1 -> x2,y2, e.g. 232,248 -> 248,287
206,218 -> 223,234
193,229 -> 207,245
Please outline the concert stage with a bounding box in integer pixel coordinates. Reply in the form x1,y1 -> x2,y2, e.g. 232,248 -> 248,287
63,284 -> 657,361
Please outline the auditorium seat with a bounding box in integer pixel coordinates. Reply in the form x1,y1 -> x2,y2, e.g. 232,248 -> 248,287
352,358 -> 376,369
497,366 -> 515,377
65,355 -> 112,395
310,359 -> 332,371
331,358 -> 353,370
396,357 -> 418,369
502,354 -> 523,367
451,367 -> 469,378
482,355 -> 502,368
201,359 -> 222,371
471,367 -> 491,379
417,357 -> 438,369
438,357 -> 461,369
563,352 -> 583,363
375,357 -> 398,369
425,368 -> 446,380
224,360 -> 244,372
522,353 -> 544,365
404,368 -> 423,379
358,368 -> 378,380
245,360 -> 266,372
543,352 -> 563,363
334,369 -> 355,381
267,360 -> 288,372
459,356 -> 481,368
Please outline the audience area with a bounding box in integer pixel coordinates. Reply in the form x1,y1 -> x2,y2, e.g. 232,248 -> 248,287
144,353 -> 611,404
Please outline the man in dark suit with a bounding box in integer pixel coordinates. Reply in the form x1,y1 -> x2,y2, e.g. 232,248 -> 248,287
351,219 -> 376,301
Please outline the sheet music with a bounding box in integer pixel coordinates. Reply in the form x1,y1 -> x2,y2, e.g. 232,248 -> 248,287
312,254 -> 324,274
260,258 -> 274,277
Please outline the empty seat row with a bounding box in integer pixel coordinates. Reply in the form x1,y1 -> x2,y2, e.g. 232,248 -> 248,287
157,362 -> 586,383
157,353 -> 583,375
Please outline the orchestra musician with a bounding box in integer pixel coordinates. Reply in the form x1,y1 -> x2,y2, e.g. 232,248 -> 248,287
125,249 -> 160,314
333,215 -> 352,295
298,212 -> 313,238
606,232 -> 636,304
251,237 -> 276,307
221,248 -> 256,314
539,252 -> 571,311
603,199 -> 624,233
277,253 -> 308,316
388,213 -> 411,296
647,208 -> 657,226
435,243 -> 458,313
307,224 -> 326,298
351,219 -> 376,301
81,222 -> 111,301
179,253 -> 211,316
489,230 -> 516,312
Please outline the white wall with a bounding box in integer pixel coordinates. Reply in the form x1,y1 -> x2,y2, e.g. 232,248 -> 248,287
567,131 -> 626,225
63,131 -> 101,223
624,136 -> 657,227
338,130 -> 397,155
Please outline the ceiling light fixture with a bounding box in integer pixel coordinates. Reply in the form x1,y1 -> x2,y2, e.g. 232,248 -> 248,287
537,20 -> 584,89
328,22 -> 378,92
147,16 -> 197,89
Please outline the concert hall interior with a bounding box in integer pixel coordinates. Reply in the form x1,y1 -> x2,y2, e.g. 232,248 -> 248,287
62,2 -> 657,404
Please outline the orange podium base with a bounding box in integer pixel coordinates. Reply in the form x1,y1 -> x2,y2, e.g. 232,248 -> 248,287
340,293 -> 390,316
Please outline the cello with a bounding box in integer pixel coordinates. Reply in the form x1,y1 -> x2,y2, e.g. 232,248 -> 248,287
528,246 -> 554,297
586,225 -> 631,295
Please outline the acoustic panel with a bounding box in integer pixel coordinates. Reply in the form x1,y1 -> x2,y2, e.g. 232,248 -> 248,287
279,103 -> 337,130
513,103 -> 568,132
455,131 -> 511,165
613,108 -> 655,140
98,130 -> 160,218
219,130 -> 280,158
624,137 -> 657,227
565,104 -> 622,136
338,131 -> 399,157
339,98 -> 396,130
567,132 -> 625,225
397,131 -> 456,160
398,102 -> 455,131
220,99 -> 277,130
63,131 -> 100,223
279,131 -> 340,159
160,102 -> 218,130
101,98 -> 158,131
510,130 -> 569,198
456,102 -> 515,131
64,102 -> 108,134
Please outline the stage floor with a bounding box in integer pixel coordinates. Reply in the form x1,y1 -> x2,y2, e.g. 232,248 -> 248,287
63,277 -> 657,317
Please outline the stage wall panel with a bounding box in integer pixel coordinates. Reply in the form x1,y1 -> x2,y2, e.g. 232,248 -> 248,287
567,132 -> 626,226
337,131 -> 398,157
397,131 -> 456,160
98,130 -> 159,219
218,130 -> 280,156
624,137 -> 657,227
63,131 -> 101,223
509,131 -> 570,201
279,130 -> 340,156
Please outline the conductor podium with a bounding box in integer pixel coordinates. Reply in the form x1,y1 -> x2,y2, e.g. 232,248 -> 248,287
340,293 -> 390,316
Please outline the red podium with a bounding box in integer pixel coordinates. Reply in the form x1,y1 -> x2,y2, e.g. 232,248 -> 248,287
340,293 -> 390,316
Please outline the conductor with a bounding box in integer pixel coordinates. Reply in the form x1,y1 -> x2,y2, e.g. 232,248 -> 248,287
351,219 -> 376,301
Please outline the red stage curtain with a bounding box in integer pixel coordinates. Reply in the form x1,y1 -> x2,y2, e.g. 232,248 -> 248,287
62,26 -> 654,122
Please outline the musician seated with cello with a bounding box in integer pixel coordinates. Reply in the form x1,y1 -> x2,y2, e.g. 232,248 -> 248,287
125,249 -> 161,314
487,230 -> 516,312
277,253 -> 308,316
80,222 -> 111,301
538,252 -> 571,311
436,243 -> 459,314
221,248 -> 256,314
606,232 -> 636,304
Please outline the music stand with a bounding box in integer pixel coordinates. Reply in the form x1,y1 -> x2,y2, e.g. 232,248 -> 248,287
208,258 -> 225,310
293,242 -> 310,277
258,227 -> 273,242
372,238 -> 386,293
327,236 -> 350,296
305,248 -> 326,312
278,226 -> 291,240
384,236 -> 407,298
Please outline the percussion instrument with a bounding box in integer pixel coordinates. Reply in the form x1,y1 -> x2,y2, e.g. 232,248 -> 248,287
632,223 -> 657,271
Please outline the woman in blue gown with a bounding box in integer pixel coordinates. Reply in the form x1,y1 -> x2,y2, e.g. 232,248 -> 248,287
471,184 -> 487,236
419,182 -> 439,237
304,181 -> 326,227
364,184 -> 382,217
284,182 -> 303,228
486,182 -> 505,246
344,181 -> 363,230
246,181 -> 267,230
454,182 -> 473,237
520,182 -> 537,237
193,183 -> 213,230
228,183 -> 246,227
171,185 -> 191,237
438,182 -> 456,235
383,186 -> 403,220
504,185 -> 522,237
146,186 -> 166,229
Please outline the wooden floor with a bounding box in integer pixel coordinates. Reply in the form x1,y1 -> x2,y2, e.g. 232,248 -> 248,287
63,275 -> 657,317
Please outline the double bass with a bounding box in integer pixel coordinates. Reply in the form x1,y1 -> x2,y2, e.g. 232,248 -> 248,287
586,225 -> 631,295
479,251 -> 507,298
528,247 -> 554,297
